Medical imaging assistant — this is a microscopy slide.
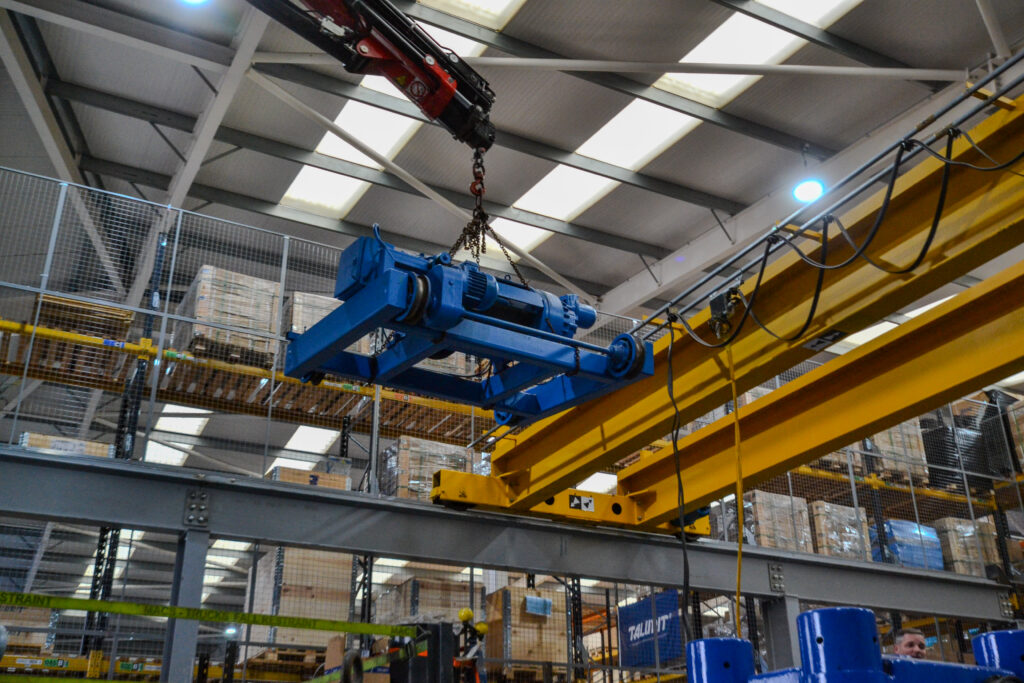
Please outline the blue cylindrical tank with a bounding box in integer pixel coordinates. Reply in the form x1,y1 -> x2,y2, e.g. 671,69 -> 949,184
687,638 -> 754,683
798,607 -> 886,680
972,629 -> 1024,678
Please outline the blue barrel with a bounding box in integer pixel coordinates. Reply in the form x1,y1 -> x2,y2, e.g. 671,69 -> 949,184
798,608 -> 884,675
687,638 -> 754,683
973,630 -> 1024,677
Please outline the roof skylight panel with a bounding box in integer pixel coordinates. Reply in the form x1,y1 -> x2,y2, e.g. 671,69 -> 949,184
154,404 -> 211,436
285,425 -> 340,454
755,0 -> 863,28
576,99 -> 700,171
417,0 -> 528,30
656,0 -> 863,107
655,13 -> 804,108
266,456 -> 317,473
280,166 -> 370,219
513,165 -> 617,222
143,441 -> 188,466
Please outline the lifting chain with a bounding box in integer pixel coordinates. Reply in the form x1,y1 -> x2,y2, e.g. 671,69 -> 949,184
450,148 -> 529,286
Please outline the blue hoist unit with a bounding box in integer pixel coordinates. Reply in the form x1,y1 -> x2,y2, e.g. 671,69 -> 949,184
284,230 -> 653,426
688,607 -> 1024,683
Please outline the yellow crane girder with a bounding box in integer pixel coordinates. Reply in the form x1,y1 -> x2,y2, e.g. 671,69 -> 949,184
433,90 -> 1024,518
432,258 -> 1024,526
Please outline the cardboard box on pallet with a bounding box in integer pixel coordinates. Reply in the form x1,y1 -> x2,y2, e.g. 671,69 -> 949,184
375,577 -> 469,624
864,419 -> 928,483
485,586 -> 568,666
933,517 -> 999,577
19,432 -> 112,458
870,520 -> 944,570
285,290 -> 478,374
381,435 -> 474,502
0,605 -> 51,650
709,491 -> 812,552
174,265 -> 281,364
808,501 -> 871,560
269,465 -> 351,492
245,468 -> 353,650
285,291 -> 373,355
33,294 -> 134,380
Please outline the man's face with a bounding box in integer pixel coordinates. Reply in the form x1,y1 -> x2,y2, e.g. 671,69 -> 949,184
894,634 -> 927,659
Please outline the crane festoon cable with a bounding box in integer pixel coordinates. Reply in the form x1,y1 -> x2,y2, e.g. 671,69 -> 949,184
630,47 -> 1024,337
244,69 -> 592,303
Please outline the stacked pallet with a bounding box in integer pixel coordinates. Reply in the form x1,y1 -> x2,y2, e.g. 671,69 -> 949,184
19,432 -> 112,458
246,468 -> 352,649
285,290 -> 479,375
933,517 -> 999,577
381,435 -> 474,501
174,265 -> 281,366
808,501 -> 871,560
285,291 -> 373,355
709,491 -> 812,552
810,449 -> 862,475
485,586 -> 567,667
864,419 -> 928,483
33,294 -> 134,382
375,577 -> 468,624
0,605 -> 51,651
870,520 -> 944,570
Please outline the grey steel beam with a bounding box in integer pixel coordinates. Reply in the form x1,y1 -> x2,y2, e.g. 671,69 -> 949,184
392,0 -> 835,159
76,155 -> 611,295
707,0 -> 915,71
253,64 -> 746,214
160,528 -> 209,683
0,0 -> 232,72
762,595 -> 801,670
0,449 -> 1012,621
50,80 -> 670,258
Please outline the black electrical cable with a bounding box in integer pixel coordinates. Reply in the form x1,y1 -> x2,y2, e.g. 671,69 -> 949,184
665,324 -> 692,642
910,131 -> 1024,174
775,141 -> 908,272
674,239 -> 773,349
743,218 -> 829,341
841,131 -> 954,275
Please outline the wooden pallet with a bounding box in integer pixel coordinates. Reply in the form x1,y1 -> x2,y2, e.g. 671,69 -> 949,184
187,334 -> 276,368
245,647 -> 324,667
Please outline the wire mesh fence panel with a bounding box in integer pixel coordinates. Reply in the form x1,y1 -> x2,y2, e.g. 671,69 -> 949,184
47,185 -> 172,307
0,169 -> 66,290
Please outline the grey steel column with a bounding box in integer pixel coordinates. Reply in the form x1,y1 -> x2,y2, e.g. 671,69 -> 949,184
762,596 -> 801,670
161,528 -> 210,682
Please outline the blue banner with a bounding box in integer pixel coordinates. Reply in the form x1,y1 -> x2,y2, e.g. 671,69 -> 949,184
617,590 -> 682,667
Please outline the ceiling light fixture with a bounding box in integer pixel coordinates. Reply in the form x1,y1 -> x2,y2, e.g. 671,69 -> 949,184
793,179 -> 824,203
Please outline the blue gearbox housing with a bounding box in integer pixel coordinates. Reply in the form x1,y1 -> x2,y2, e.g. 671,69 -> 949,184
284,229 -> 653,426
687,607 -> 1024,683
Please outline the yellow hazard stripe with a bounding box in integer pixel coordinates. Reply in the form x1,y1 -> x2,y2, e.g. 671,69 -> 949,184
0,591 -> 416,638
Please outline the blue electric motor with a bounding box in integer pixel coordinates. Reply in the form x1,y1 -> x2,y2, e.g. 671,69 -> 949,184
284,229 -> 653,426
687,607 -> 1024,683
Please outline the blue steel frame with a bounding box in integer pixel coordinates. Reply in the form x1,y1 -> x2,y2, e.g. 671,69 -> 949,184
284,230 -> 654,426
687,607 -> 1024,683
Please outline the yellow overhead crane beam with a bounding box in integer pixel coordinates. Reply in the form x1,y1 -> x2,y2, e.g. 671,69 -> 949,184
433,90 -> 1024,522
